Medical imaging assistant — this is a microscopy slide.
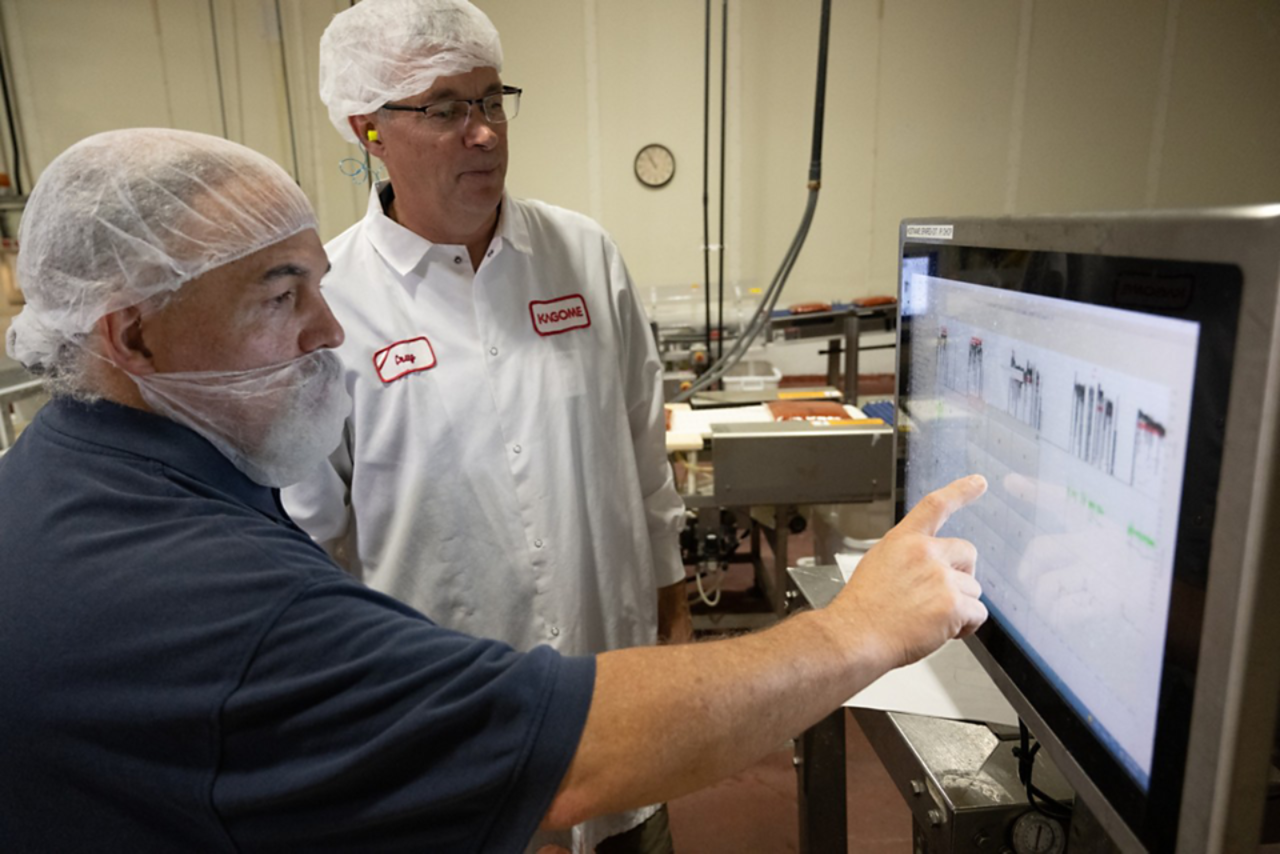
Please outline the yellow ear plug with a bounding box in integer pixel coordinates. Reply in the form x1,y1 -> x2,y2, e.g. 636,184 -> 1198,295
367,129 -> 380,142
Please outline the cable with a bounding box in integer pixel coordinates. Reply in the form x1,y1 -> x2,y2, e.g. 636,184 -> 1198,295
694,563 -> 723,607
1014,720 -> 1074,820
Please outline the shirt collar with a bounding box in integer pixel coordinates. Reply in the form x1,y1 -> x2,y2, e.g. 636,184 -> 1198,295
495,190 -> 533,256
362,181 -> 533,277
39,397 -> 287,521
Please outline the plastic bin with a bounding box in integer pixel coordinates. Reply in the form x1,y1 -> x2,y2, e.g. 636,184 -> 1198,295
648,283 -> 704,329
721,358 -> 782,392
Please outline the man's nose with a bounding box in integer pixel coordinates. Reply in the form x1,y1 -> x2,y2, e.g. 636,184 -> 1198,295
462,113 -> 500,149
301,295 -> 345,353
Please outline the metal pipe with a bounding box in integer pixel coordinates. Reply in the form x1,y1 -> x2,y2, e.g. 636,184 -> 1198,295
702,0 -> 713,355
675,0 -> 833,402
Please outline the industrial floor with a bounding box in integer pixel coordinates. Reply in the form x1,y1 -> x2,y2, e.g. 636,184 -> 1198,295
667,521 -> 914,853
665,717 -> 913,853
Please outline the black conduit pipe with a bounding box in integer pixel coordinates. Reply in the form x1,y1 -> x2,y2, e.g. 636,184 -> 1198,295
702,0 -> 713,355
716,0 -> 728,361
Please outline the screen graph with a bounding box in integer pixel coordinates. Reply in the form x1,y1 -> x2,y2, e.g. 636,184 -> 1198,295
901,274 -> 1200,788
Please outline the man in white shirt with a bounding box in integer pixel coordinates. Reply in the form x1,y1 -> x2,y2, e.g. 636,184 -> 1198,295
284,1 -> 689,849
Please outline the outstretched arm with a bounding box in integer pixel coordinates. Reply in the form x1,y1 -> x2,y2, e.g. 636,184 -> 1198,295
544,475 -> 989,828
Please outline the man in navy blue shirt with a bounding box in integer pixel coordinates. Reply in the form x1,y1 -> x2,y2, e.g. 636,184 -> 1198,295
0,128 -> 988,852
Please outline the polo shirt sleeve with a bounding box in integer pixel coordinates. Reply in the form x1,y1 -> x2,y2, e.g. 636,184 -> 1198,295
213,579 -> 595,852
609,239 -> 687,589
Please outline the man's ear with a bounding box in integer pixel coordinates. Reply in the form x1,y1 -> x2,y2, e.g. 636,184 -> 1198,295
349,113 -> 385,157
96,306 -> 155,376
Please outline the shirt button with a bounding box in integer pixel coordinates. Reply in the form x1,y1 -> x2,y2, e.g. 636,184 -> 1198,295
513,444 -> 522,454
534,539 -> 543,549
487,250 -> 494,258
453,255 -> 463,264
550,627 -> 560,637
489,347 -> 498,356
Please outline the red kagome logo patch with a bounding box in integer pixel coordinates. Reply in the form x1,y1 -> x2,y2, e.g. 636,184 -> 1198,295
373,336 -> 437,383
529,295 -> 591,337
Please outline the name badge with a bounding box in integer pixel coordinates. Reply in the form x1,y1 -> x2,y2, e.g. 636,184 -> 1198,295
373,336 -> 437,383
530,295 -> 592,337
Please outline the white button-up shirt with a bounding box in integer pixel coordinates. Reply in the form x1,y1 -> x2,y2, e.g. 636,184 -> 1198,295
286,187 -> 685,655
285,187 -> 685,849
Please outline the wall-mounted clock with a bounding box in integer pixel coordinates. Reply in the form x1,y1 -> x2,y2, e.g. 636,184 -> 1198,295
634,143 -> 675,188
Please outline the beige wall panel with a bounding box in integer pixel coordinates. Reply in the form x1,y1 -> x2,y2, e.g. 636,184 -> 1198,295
739,0 -> 883,303
210,0 -> 296,181
0,0 -> 222,180
279,0 -> 368,242
592,0 -> 708,292
481,0 -> 592,221
869,1 -> 1022,292
1156,0 -> 1280,208
155,0 -> 228,135
1015,0 -> 1168,214
2,0 -> 1276,313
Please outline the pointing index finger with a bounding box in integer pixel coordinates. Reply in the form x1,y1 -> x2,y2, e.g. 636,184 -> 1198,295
898,475 -> 987,537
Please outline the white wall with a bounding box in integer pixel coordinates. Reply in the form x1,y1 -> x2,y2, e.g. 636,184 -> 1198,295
1,0 -> 1277,325
486,0 -> 1280,309
0,0 -> 366,243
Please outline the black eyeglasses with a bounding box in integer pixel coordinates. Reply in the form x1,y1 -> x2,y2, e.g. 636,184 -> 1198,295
382,86 -> 523,131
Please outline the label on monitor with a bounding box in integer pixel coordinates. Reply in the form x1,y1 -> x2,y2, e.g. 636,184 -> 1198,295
905,224 -> 954,240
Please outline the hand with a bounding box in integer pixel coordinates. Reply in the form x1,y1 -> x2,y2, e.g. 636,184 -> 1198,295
830,475 -> 989,668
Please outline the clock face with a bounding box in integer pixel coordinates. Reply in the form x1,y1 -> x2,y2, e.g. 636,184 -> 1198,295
635,143 -> 675,188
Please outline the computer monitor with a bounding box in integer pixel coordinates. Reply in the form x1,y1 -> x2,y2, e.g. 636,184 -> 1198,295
895,208 -> 1280,852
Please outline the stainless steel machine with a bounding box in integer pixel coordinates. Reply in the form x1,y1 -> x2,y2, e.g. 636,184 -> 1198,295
0,355 -> 41,452
678,414 -> 893,627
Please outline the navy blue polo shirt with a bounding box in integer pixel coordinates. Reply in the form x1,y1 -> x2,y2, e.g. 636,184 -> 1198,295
0,398 -> 595,852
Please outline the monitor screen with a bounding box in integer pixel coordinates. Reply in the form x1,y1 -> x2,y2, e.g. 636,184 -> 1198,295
896,231 -> 1245,851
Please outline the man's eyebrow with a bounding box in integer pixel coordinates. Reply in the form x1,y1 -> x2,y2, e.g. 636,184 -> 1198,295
260,263 -> 310,282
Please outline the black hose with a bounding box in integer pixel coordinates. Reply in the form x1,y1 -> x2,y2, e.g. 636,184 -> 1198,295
716,0 -> 728,361
809,0 -> 831,183
679,187 -> 817,399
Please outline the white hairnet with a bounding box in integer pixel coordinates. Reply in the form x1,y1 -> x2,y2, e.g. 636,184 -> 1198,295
6,127 -> 316,371
318,0 -> 503,144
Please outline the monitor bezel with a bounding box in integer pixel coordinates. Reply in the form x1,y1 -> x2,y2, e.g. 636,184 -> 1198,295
893,208 -> 1280,853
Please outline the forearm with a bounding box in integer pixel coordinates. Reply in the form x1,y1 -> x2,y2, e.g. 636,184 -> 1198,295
543,607 -> 889,829
545,475 -> 990,829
